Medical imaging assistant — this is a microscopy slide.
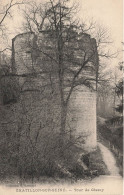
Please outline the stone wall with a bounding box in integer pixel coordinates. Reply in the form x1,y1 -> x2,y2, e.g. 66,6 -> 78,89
69,86 -> 96,152
6,31 -> 98,152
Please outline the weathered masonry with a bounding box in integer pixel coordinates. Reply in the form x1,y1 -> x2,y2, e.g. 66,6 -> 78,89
6,31 -> 99,152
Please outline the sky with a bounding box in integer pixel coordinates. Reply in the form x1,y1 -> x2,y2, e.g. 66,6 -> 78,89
0,0 -> 123,71
79,0 -> 123,49
78,0 -> 123,73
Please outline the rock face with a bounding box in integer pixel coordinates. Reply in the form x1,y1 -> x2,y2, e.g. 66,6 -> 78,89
3,31 -> 98,152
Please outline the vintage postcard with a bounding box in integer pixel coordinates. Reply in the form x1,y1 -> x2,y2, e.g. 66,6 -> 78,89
0,0 -> 123,195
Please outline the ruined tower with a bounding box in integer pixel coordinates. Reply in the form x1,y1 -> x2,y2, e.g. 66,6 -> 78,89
11,31 -> 98,152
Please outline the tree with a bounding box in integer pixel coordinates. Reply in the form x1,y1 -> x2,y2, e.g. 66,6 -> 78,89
21,0 -> 99,142
0,0 -> 25,54
0,0 -> 25,30
114,65 -> 123,115
0,0 -> 119,182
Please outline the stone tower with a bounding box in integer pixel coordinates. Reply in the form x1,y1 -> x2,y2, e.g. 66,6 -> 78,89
12,31 -> 98,152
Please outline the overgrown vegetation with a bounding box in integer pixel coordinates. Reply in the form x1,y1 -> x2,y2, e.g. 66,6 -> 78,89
0,0 -> 122,184
97,117 -> 123,176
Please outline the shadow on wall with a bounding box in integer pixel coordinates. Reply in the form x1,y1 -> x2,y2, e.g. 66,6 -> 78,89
0,76 -> 20,105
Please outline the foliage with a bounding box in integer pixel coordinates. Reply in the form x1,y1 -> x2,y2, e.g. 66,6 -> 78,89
0,0 -> 116,183
115,79 -> 123,114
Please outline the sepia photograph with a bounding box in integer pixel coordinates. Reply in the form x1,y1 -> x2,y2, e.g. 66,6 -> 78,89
0,0 -> 123,194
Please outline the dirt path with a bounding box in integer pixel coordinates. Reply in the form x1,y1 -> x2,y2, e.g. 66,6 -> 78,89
0,143 -> 123,195
98,142 -> 120,176
75,142 -> 123,194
